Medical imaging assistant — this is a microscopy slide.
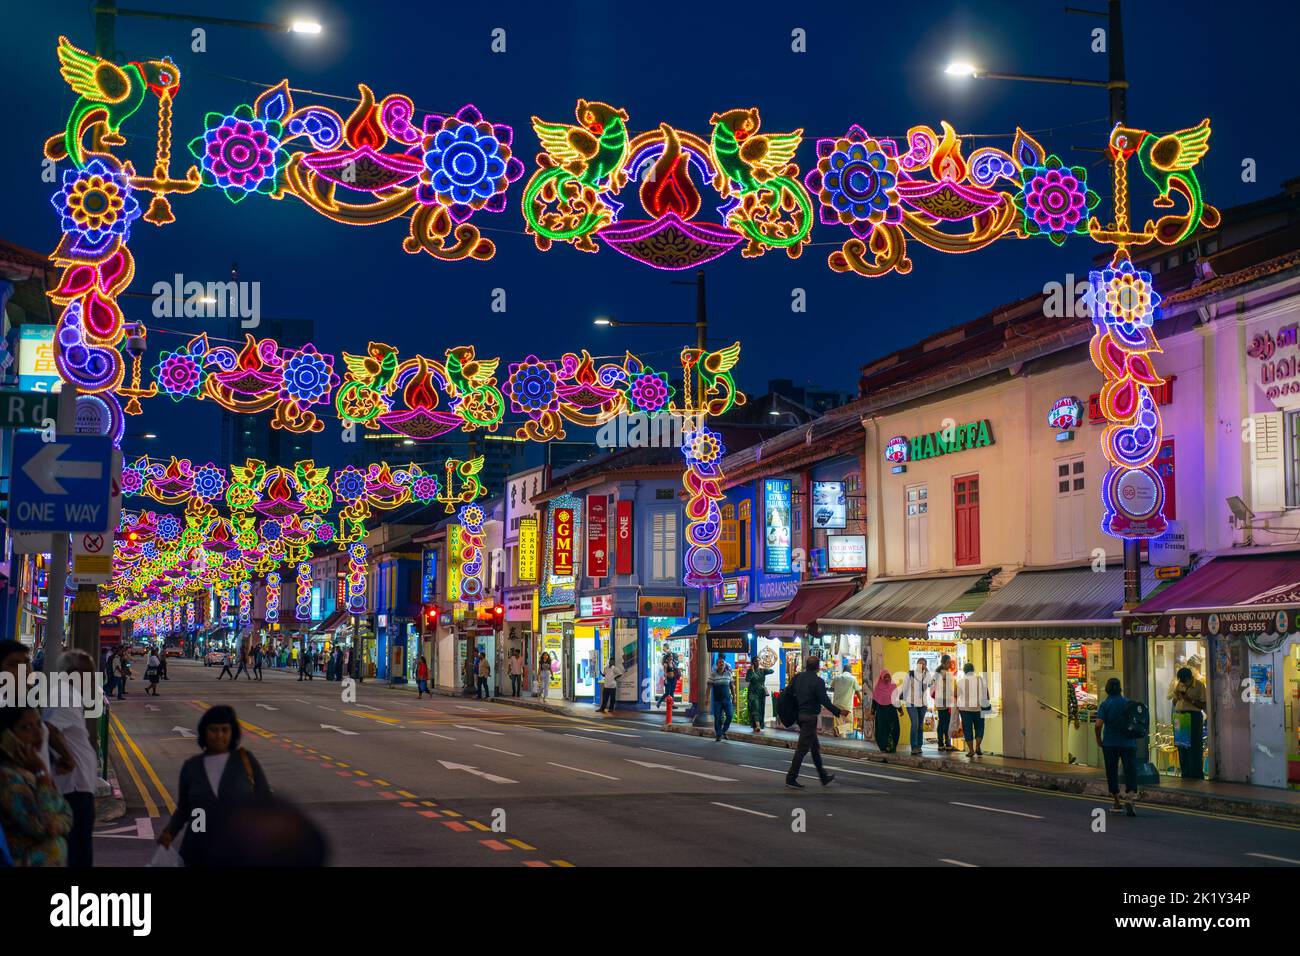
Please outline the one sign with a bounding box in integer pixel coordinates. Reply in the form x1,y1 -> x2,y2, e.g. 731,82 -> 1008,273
827,534 -> 866,572
517,517 -> 539,583
811,481 -> 846,530
763,478 -> 792,574
1148,519 -> 1189,568
0,390 -> 57,429
8,433 -> 113,532
552,507 -> 574,576
615,500 -> 634,575
17,326 -> 60,393
1153,566 -> 1184,580
884,435 -> 909,463
10,532 -> 54,554
586,496 -> 608,578
1246,320 -> 1300,407
638,595 -> 685,618
927,611 -> 970,635
706,633 -> 747,653
505,589 -> 534,620
446,525 -> 463,602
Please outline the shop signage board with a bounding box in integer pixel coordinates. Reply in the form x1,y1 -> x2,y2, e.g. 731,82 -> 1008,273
763,478 -> 792,573
0,390 -> 58,429
421,549 -> 438,603
446,525 -> 463,602
1148,519 -> 1189,568
505,590 -> 534,620
586,496 -> 608,577
706,633 -> 747,653
1123,608 -> 1300,642
827,533 -> 866,572
1246,319 -> 1300,407
552,507 -> 574,576
17,326 -> 60,393
615,621 -> 639,701
1048,396 -> 1082,441
579,594 -> 613,617
517,516 -> 539,583
615,501 -> 634,574
811,481 -> 846,529
713,575 -> 749,606
895,419 -> 994,462
638,595 -> 685,617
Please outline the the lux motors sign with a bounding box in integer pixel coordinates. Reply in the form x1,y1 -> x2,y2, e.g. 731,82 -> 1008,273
890,419 -> 995,462
1247,321 -> 1300,405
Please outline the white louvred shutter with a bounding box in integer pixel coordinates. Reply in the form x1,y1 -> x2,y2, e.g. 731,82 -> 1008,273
1250,412 -> 1285,512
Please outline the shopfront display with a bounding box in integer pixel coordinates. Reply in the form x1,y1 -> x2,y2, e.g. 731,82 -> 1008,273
1149,637 -> 1210,779
646,615 -> 691,709
540,628 -> 563,693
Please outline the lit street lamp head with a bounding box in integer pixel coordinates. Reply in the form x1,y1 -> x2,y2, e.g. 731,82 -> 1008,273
944,61 -> 979,78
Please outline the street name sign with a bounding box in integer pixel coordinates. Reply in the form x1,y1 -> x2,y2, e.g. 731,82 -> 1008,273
8,433 -> 113,533
0,390 -> 56,429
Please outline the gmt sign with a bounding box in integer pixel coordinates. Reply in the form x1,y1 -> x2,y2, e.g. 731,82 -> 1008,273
8,433 -> 113,533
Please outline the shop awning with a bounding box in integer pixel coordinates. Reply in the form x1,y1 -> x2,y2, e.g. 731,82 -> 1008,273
312,608 -> 349,634
817,573 -> 985,638
757,578 -> 860,634
1129,553 -> 1300,614
960,565 -> 1158,640
669,611 -> 743,639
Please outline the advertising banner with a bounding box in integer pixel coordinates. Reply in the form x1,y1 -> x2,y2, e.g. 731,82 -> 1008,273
517,516 -> 539,583
586,496 -> 608,577
553,507 -> 574,576
763,478 -> 792,574
615,500 -> 634,574
811,481 -> 846,530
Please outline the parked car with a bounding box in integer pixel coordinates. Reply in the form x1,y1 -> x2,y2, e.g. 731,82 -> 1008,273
163,646 -> 183,658
204,649 -> 226,666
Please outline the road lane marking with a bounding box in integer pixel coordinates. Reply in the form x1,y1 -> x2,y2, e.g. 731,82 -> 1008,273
625,759 -> 737,782
711,802 -> 776,818
476,744 -> 523,757
454,724 -> 506,736
547,762 -> 620,780
821,764 -> 918,783
320,724 -> 359,735
356,704 -> 382,710
421,731 -> 455,740
640,747 -> 701,759
940,858 -> 978,867
344,710 -> 403,725
437,759 -> 518,784
111,713 -> 175,813
563,733 -> 613,743
949,801 -> 1043,819
95,817 -> 155,839
108,729 -> 158,818
1246,852 -> 1300,865
574,728 -> 640,738
507,838 -> 536,851
738,764 -> 818,781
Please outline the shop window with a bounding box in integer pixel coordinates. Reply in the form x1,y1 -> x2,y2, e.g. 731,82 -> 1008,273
1053,455 -> 1088,562
651,510 -> 679,583
905,483 -> 929,573
953,474 -> 980,566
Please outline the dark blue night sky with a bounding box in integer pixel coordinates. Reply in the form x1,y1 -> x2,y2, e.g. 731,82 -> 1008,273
2,0 -> 1296,466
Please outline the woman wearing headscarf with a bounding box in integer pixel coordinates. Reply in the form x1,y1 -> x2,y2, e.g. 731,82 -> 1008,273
871,671 -> 901,753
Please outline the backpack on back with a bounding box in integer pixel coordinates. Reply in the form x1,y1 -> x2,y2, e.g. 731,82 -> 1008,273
776,679 -> 800,728
1121,699 -> 1149,739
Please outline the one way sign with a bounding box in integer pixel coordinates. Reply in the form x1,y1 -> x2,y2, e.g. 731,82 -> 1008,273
8,433 -> 113,533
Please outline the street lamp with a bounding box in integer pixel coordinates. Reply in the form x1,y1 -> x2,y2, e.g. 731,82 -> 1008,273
92,5 -> 325,36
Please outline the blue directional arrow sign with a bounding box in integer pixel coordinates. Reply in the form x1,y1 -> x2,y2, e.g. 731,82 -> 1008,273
8,433 -> 113,533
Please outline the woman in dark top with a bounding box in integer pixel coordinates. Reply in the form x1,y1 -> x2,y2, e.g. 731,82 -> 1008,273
158,705 -> 272,865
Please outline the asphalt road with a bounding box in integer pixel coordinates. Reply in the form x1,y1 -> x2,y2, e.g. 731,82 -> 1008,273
95,659 -> 1300,867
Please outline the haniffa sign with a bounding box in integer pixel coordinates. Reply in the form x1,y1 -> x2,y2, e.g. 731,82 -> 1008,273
894,419 -> 995,462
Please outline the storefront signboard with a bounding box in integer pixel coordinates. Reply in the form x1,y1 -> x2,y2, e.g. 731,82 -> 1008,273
1246,320 -> 1300,407
18,325 -> 61,392
811,481 -> 846,530
1048,396 -> 1083,431
1148,519 -> 1189,568
615,500 -> 634,574
706,633 -> 747,653
552,507 -> 574,576
1124,608 -> 1300,642
713,575 -> 749,606
826,534 -> 866,572
586,496 -> 608,578
579,594 -> 613,617
615,620 -> 639,701
763,479 -> 792,573
421,549 -> 438,603
517,516 -> 539,583
505,589 -> 533,621
638,595 -> 686,617
446,525 -> 463,602
889,420 -> 994,463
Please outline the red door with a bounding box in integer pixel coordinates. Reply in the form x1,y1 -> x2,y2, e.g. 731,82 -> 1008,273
954,474 -> 980,566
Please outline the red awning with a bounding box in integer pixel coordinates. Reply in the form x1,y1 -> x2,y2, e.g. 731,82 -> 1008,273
757,579 -> 860,631
1133,554 -> 1300,613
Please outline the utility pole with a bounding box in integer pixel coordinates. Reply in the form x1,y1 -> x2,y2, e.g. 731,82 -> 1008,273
689,271 -> 712,728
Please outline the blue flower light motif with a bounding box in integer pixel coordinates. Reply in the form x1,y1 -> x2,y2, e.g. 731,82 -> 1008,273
142,541 -> 159,559
504,355 -> 559,415
157,514 -> 181,542
806,127 -> 902,240
332,466 -> 366,502
260,519 -> 283,543
280,345 -> 338,406
417,105 -> 524,222
187,104 -> 289,203
193,463 -> 228,502
51,158 -> 142,247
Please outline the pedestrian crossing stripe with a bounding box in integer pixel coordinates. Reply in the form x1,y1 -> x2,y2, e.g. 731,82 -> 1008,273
467,820 -> 490,831
506,839 -> 535,851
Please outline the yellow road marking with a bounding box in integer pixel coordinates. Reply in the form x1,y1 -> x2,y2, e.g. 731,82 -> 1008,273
506,839 -> 536,851
397,790 -> 417,798
467,820 -> 490,831
551,860 -> 574,867
441,809 -> 461,818
109,727 -> 158,818
352,770 -> 367,777
420,800 -> 438,807
110,713 -> 175,813
344,710 -> 402,725
374,779 -> 391,786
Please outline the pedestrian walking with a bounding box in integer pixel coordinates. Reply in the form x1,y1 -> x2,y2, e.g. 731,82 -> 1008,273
158,651 -> 169,681
1169,665 -> 1207,780
233,649 -> 251,681
657,654 -> 681,707
43,650 -> 98,868
596,655 -> 624,713
932,655 -> 958,751
830,665 -> 859,738
476,653 -> 492,700
784,657 -> 843,789
0,707 -> 73,866
298,647 -> 313,681
536,651 -> 552,700
217,651 -> 235,681
464,651 -> 478,696
745,660 -> 773,731
507,650 -> 524,697
415,656 -> 430,698
1095,677 -> 1140,817
708,656 -> 734,742
956,662 -> 991,758
158,705 -> 272,866
870,671 -> 900,753
899,658 -> 933,754
253,645 -> 263,681
144,650 -> 161,696
110,649 -> 126,699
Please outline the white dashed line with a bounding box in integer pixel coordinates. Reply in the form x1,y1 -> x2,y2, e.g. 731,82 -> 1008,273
475,744 -> 523,757
949,802 -> 1043,819
711,802 -> 777,819
547,762 -> 620,780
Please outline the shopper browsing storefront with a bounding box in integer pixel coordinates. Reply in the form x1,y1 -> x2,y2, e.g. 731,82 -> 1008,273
957,663 -> 990,758
1169,666 -> 1207,780
932,655 -> 958,752
871,671 -> 900,753
899,659 -> 934,755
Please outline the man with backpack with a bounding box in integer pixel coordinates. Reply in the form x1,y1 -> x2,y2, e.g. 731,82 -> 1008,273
781,656 -> 843,789
1094,677 -> 1143,817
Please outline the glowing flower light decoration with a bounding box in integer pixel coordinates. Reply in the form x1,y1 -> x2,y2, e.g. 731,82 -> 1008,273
417,104 -> 524,219
1015,156 -> 1098,245
295,562 -> 312,621
187,105 -> 290,202
156,514 -> 181,542
684,425 -> 724,466
238,579 -> 252,626
51,157 -> 142,247
192,463 -> 228,502
806,128 -> 902,239
1094,258 -> 1161,331
280,344 -> 339,406
153,341 -> 206,401
332,466 -> 367,502
265,571 -> 280,624
627,367 -> 674,415
504,355 -> 560,415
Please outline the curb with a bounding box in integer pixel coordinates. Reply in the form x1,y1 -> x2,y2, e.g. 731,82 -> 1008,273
398,686 -> 1300,826
96,762 -> 127,824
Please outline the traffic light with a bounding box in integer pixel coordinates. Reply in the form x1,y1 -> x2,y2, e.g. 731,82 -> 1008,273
491,604 -> 505,631
424,605 -> 439,628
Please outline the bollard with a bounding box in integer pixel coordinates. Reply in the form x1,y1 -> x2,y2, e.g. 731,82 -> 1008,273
665,692 -> 673,725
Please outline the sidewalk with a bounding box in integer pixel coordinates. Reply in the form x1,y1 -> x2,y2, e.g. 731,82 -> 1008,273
390,682 -> 1300,825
